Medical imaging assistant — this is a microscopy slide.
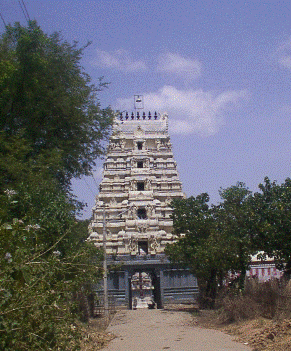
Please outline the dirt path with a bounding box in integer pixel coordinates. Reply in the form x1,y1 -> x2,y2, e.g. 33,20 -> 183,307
102,309 -> 252,351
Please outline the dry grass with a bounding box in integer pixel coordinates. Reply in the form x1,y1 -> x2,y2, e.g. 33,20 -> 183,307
217,278 -> 291,323
194,310 -> 291,351
217,294 -> 259,323
194,278 -> 291,350
80,317 -> 115,351
224,318 -> 291,351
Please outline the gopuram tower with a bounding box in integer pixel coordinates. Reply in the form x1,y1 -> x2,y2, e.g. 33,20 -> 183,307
88,109 -> 198,309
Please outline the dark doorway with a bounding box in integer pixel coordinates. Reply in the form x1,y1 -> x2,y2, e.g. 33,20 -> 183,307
152,271 -> 162,309
138,241 -> 148,255
137,207 -> 147,219
137,182 -> 145,191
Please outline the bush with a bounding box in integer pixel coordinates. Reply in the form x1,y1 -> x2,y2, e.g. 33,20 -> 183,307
218,277 -> 291,323
218,294 -> 259,323
276,279 -> 291,319
0,218 -> 102,350
244,278 -> 280,318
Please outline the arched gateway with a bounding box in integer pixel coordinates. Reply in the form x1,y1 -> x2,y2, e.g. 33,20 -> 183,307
88,111 -> 198,308
131,271 -> 155,309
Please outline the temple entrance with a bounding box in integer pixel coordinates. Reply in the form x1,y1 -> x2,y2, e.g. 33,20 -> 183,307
131,272 -> 154,309
130,270 -> 162,309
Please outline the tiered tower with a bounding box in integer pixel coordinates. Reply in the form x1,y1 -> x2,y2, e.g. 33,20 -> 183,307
88,111 -> 197,309
88,112 -> 185,255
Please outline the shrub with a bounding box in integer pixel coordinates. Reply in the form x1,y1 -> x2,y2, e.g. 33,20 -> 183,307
218,294 -> 259,323
218,277 -> 291,323
0,219 -> 102,350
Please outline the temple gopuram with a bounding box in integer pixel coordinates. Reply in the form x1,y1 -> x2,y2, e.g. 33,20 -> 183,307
88,110 -> 198,309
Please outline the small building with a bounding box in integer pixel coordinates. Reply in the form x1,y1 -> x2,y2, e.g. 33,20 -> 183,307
88,111 -> 198,308
246,252 -> 283,282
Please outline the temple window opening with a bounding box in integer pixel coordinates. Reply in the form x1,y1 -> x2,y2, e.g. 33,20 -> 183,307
137,182 -> 145,191
138,241 -> 148,255
137,207 -> 147,219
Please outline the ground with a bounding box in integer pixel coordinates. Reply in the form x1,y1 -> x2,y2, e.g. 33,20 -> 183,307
82,307 -> 251,351
80,317 -> 115,351
196,309 -> 291,351
81,307 -> 291,351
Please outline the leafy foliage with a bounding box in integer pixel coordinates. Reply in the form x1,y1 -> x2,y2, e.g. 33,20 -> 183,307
0,211 -> 102,351
251,177 -> 291,272
0,21 -> 111,350
216,182 -> 254,288
0,20 -> 114,185
166,194 -> 226,307
167,179 -> 291,308
166,183 -> 255,307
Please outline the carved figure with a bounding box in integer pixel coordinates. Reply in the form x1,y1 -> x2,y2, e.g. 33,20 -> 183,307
146,204 -> 153,217
123,235 -> 131,252
136,222 -> 148,234
146,179 -> 151,190
131,205 -> 137,219
165,197 -> 171,205
120,139 -> 126,149
149,235 -> 161,252
156,139 -> 161,150
130,238 -> 138,253
110,197 -> 117,206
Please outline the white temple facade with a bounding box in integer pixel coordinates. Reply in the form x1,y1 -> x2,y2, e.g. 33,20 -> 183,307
88,112 -> 185,256
88,111 -> 197,309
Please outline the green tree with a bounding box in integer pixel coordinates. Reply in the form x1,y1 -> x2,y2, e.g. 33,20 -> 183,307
0,20 -> 114,186
251,177 -> 291,273
0,19 -> 114,252
166,184 -> 255,307
216,182 -> 254,289
0,132 -> 82,255
0,20 -> 111,350
166,194 -> 231,308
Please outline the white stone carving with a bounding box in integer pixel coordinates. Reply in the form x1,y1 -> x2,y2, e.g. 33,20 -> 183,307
136,222 -> 148,234
88,112 -> 185,255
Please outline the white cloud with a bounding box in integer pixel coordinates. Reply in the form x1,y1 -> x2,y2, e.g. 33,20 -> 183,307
278,37 -> 291,51
157,53 -> 202,81
277,37 -> 291,69
278,56 -> 291,69
116,86 -> 249,136
91,49 -> 147,72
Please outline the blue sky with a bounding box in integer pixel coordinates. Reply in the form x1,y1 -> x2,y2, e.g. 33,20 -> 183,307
2,0 -> 291,218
